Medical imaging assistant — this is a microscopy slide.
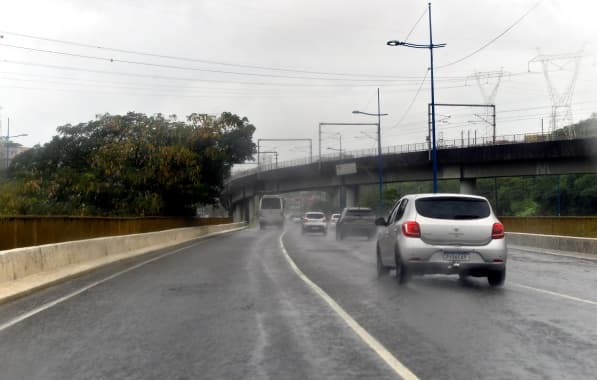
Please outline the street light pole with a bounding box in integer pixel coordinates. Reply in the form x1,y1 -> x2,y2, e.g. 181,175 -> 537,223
387,2 -> 445,193
3,117 -> 28,169
428,3 -> 438,193
352,90 -> 389,215
376,88 -> 384,214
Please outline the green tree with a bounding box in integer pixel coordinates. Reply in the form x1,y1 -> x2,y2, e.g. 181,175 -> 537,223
1,112 -> 255,216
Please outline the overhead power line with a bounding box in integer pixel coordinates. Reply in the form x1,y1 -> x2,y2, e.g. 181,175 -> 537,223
437,0 -> 544,69
403,7 -> 428,42
390,69 -> 429,129
0,43 -> 422,83
0,58 -> 469,88
0,30 -> 428,80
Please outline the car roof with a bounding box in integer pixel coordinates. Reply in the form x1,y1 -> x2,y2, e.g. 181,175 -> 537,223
405,193 -> 489,201
345,207 -> 372,211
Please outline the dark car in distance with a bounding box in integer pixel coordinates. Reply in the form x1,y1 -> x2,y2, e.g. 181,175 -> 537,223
336,207 -> 377,240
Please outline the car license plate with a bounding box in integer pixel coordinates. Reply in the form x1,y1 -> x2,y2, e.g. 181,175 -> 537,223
443,252 -> 470,261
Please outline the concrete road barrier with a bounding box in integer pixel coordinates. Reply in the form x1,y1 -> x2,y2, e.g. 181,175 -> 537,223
506,232 -> 597,255
0,223 -> 246,303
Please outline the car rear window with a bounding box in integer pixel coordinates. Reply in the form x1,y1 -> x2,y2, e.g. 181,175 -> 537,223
261,197 -> 282,209
346,209 -> 373,217
305,212 -> 324,219
415,197 -> 490,220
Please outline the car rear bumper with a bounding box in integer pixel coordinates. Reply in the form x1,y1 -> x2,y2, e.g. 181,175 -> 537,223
396,237 -> 507,276
303,223 -> 327,232
406,261 -> 505,276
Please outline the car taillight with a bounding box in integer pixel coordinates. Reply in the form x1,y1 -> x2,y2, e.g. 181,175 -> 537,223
402,221 -> 421,238
492,222 -> 505,239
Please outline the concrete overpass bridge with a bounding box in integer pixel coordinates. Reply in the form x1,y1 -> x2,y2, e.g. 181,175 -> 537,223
223,133 -> 597,222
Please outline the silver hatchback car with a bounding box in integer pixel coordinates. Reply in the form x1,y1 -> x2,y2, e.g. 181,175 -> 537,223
375,193 -> 507,287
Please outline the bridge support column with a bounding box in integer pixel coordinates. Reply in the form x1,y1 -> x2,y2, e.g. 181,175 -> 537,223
248,195 -> 260,225
459,178 -> 477,195
232,202 -> 243,222
345,186 -> 359,207
329,188 -> 341,211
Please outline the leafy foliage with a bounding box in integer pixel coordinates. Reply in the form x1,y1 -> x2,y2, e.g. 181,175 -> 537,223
0,112 -> 255,216
355,174 -> 597,217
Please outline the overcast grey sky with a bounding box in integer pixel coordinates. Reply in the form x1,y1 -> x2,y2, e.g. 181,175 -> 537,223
0,0 -> 596,162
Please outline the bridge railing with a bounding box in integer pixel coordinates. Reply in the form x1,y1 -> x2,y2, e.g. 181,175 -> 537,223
229,131 -> 574,180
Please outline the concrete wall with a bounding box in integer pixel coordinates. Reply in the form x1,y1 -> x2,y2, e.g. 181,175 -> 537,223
506,232 -> 597,255
0,216 -> 233,251
0,223 -> 245,284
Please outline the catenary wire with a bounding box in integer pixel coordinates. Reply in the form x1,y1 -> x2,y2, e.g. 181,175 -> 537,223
436,0 -> 544,69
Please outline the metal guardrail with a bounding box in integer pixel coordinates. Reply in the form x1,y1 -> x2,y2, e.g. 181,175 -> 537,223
229,132 -> 578,180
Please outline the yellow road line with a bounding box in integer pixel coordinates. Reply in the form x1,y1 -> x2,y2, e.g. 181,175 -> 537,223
279,232 -> 419,380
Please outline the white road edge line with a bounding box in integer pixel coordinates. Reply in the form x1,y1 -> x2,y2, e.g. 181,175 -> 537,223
511,282 -> 597,307
279,233 -> 419,380
0,228 -> 245,332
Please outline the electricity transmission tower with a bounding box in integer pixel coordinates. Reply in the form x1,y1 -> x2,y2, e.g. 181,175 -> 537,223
528,49 -> 586,135
466,69 -> 506,104
466,70 -> 505,138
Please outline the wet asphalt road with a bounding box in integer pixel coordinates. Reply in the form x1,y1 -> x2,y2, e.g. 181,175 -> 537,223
1,225 -> 597,379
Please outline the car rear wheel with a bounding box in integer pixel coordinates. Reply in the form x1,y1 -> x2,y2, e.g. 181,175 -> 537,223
394,253 -> 410,285
376,248 -> 389,277
487,269 -> 506,287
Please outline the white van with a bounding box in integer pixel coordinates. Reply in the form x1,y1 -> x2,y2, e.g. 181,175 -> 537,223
259,195 -> 284,229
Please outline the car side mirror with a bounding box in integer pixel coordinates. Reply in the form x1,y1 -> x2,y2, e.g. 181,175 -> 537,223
374,217 -> 386,226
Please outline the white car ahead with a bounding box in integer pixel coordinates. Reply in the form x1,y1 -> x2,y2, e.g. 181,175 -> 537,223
375,194 -> 507,287
302,212 -> 328,235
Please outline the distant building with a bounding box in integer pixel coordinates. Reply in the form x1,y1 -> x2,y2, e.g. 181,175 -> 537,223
0,141 -> 29,169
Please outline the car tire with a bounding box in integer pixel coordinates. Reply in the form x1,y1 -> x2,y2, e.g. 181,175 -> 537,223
259,223 -> 264,230
376,247 -> 389,277
394,252 -> 410,285
487,269 -> 506,287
